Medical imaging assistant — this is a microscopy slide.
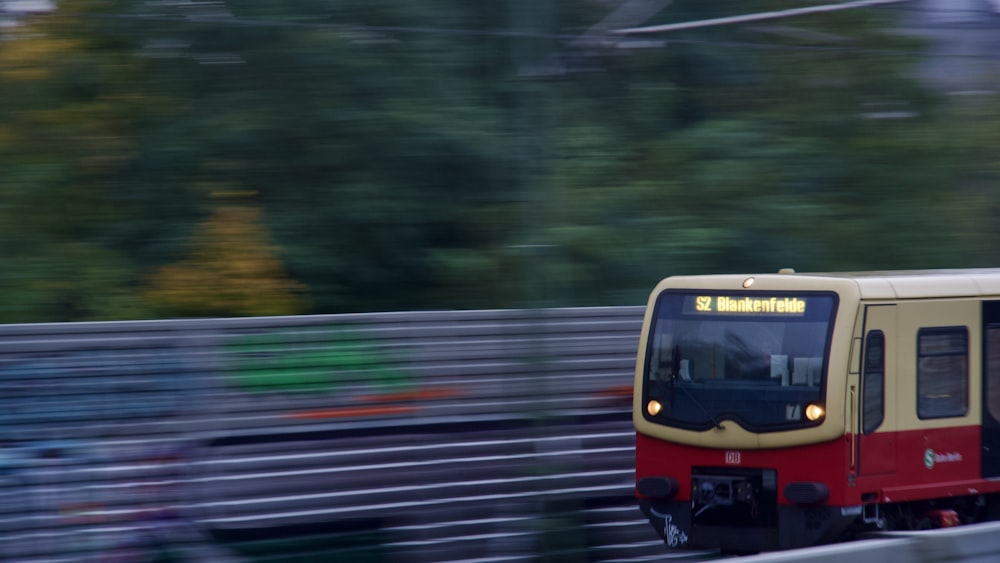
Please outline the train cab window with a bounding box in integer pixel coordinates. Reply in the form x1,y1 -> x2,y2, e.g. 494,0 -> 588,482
917,327 -> 968,419
862,331 -> 885,434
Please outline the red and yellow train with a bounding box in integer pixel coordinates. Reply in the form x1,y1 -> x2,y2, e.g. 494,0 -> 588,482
633,269 -> 1000,553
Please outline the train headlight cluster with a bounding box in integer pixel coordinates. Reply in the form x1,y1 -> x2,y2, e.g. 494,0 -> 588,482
647,400 -> 663,416
805,403 -> 825,422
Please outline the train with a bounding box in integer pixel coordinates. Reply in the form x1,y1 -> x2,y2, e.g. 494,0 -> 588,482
632,268 -> 1000,554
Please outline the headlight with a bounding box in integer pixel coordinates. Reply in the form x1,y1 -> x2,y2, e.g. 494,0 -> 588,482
647,400 -> 663,416
805,403 -> 825,422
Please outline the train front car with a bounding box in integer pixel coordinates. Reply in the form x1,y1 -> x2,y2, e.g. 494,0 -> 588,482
633,273 -> 860,554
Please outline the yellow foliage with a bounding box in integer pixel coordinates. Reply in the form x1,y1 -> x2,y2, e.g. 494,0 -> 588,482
0,30 -> 81,82
146,206 -> 309,317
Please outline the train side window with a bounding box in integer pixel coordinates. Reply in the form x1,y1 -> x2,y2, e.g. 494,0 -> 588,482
862,331 -> 885,434
917,327 -> 969,420
986,326 -> 1000,421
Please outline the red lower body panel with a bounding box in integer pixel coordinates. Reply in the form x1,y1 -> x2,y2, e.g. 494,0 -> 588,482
636,426 -> 1000,552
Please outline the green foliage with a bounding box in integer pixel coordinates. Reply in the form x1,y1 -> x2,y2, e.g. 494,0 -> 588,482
1,0 -> 1000,321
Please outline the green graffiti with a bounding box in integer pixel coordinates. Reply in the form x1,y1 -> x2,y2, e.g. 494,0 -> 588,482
224,327 -> 412,393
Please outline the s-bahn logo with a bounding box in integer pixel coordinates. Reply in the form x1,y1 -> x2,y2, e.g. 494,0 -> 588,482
924,448 -> 963,469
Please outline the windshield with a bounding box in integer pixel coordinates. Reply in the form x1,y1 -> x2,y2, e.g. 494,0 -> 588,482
643,291 -> 837,432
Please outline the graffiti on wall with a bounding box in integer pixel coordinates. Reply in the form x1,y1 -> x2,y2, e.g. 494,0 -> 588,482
0,347 -> 193,427
222,326 -> 413,394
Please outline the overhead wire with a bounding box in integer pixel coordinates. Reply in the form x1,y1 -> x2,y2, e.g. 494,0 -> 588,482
15,4 -> 1000,61
611,0 -> 912,35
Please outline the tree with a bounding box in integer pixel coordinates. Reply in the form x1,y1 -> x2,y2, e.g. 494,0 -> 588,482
0,2 -> 172,321
145,204 -> 308,317
2,0 -> 1000,320
526,0 -> 1000,304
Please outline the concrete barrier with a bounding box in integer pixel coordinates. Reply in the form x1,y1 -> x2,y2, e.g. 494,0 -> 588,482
741,521 -> 1000,563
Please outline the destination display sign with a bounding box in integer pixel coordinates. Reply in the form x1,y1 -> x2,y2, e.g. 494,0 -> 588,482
687,295 -> 807,315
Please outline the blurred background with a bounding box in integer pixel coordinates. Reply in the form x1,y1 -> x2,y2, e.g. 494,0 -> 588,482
1,0 -> 999,323
2,1 -> 1000,561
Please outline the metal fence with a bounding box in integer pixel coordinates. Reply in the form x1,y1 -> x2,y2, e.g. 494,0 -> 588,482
0,306 -> 660,562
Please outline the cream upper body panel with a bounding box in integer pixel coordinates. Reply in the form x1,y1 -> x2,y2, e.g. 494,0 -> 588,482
891,299 -> 981,432
633,268 -> 1000,450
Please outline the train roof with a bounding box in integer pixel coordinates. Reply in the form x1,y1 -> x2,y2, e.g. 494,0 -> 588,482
660,269 -> 1000,300
778,268 -> 1000,300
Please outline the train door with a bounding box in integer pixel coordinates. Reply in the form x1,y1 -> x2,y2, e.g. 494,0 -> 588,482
981,301 -> 1000,478
858,305 -> 896,476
